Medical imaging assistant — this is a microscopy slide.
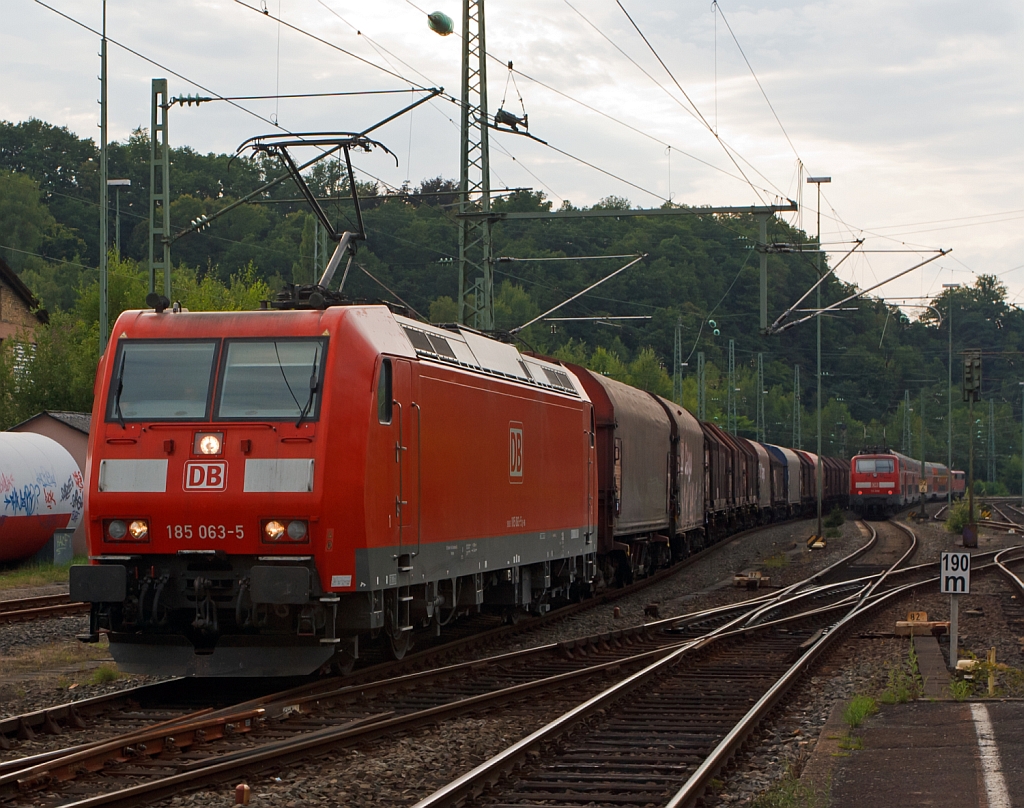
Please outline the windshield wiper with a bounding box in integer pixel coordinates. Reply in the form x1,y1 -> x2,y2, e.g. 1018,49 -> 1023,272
113,351 -> 127,429
296,348 -> 320,428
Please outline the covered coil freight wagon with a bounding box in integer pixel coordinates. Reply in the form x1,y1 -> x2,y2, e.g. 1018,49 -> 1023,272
653,396 -> 705,553
563,365 -> 675,580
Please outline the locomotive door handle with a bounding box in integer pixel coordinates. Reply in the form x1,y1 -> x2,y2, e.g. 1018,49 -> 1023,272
393,400 -> 404,553
411,401 -> 422,557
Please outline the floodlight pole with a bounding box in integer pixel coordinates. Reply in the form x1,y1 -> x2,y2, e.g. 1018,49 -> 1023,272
808,176 -> 830,539
99,0 -> 108,353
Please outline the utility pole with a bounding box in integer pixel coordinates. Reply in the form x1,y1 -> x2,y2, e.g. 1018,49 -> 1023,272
902,389 -> 911,454
758,213 -> 768,333
963,350 -> 981,547
149,79 -> 171,298
920,388 -> 926,513
673,317 -> 683,404
793,364 -> 801,450
727,339 -> 736,435
457,0 -> 492,330
988,398 -> 996,483
99,0 -> 108,352
313,218 -> 319,284
697,352 -> 706,421
944,282 -> 958,512
808,175 -> 830,541
756,353 -> 765,443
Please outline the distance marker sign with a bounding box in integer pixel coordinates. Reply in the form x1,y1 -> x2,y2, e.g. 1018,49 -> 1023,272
940,551 -> 971,594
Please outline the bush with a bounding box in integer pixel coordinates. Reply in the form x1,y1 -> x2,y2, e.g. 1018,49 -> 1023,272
823,507 -> 845,529
945,500 -> 971,534
974,480 -> 1009,497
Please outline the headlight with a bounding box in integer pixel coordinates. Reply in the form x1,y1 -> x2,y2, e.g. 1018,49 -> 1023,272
128,520 -> 149,540
261,519 -> 309,543
264,520 -> 286,541
194,432 -> 223,455
106,519 -> 149,542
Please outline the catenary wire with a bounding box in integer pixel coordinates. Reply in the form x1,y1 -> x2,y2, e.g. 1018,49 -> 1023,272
615,0 -> 766,204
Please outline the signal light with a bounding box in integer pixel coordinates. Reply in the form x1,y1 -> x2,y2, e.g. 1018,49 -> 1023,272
962,352 -> 981,402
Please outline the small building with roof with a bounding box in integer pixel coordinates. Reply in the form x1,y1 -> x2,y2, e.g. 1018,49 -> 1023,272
0,256 -> 48,343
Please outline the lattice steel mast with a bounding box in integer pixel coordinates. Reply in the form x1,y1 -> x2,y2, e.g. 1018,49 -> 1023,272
457,0 -> 493,329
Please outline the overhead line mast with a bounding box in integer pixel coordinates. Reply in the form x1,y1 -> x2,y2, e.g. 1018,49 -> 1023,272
457,0 -> 493,330
455,6 -> 795,332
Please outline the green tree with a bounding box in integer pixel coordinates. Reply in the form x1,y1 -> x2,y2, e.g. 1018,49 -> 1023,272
627,347 -> 672,395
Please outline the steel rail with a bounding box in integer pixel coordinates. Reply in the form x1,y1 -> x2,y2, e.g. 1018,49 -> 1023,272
663,547 -> 1024,808
0,520 -> 944,805
0,595 -> 88,624
405,525 -> 922,808
411,533 -> 1011,808
26,540 -> 885,808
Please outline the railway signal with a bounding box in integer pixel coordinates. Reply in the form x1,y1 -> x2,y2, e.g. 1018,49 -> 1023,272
962,351 -> 981,402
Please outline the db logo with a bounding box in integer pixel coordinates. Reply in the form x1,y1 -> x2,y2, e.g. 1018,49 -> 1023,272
509,423 -> 523,483
184,461 -> 227,491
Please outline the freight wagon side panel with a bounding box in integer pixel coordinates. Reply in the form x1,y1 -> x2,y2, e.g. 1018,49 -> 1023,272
657,398 -> 705,535
591,376 -> 672,538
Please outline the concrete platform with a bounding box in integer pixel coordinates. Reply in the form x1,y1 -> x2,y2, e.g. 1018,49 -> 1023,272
803,699 -> 1023,807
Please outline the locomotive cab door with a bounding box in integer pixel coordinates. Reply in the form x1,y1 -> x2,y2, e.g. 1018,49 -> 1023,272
378,357 -> 420,656
391,359 -> 420,560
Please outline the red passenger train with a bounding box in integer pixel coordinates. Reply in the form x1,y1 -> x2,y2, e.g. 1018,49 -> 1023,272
73,301 -> 849,677
849,448 -> 964,516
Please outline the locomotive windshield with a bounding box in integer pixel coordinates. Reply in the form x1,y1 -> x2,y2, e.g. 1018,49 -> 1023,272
107,340 -> 218,422
856,458 -> 894,473
215,338 -> 327,420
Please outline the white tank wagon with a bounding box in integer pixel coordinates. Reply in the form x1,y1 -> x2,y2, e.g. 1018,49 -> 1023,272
0,433 -> 83,562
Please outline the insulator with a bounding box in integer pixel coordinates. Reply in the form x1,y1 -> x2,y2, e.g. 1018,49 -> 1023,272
427,11 -> 454,35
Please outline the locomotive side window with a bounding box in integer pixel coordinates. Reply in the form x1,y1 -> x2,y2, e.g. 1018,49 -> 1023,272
377,359 -> 392,424
216,338 -> 327,420
106,340 -> 218,422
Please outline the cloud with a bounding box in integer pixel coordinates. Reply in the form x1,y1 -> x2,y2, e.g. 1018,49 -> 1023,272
2,0 -> 1022,304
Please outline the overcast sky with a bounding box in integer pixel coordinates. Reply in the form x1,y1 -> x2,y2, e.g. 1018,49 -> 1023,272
3,0 -> 1022,313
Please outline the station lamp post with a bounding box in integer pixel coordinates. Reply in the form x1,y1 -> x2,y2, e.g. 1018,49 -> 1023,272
807,175 -> 830,539
1019,382 -> 1024,508
943,282 -> 959,511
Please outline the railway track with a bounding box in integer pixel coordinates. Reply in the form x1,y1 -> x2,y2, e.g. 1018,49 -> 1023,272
0,519 -> 808,751
0,595 -> 88,625
5,520 -> 1018,808
410,523 -> 1024,808
0,521 -> 907,807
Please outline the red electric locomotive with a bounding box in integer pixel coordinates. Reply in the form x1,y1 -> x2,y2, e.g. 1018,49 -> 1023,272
952,470 -> 966,499
73,304 -> 597,676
